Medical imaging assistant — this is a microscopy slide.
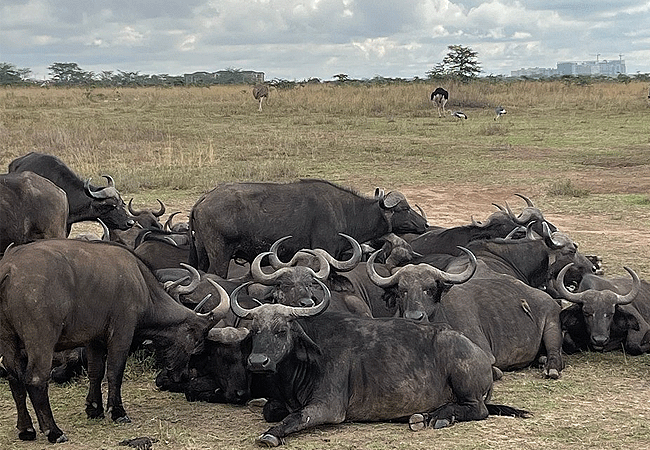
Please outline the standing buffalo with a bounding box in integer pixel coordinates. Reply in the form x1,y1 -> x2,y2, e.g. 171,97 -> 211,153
189,179 -> 428,277
229,285 -> 530,447
0,239 -> 230,443
0,171 -> 68,254
8,152 -> 134,233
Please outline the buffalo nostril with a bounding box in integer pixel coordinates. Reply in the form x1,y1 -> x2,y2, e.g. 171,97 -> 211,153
248,353 -> 270,367
405,310 -> 427,322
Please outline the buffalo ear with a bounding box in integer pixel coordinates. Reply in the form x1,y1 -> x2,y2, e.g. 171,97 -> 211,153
615,305 -> 640,331
560,304 -> 582,329
292,323 -> 321,363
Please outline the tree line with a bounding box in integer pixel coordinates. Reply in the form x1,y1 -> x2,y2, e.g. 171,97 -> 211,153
2,45 -> 649,87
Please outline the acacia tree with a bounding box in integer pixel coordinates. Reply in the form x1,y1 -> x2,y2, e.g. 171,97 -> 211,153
427,45 -> 481,82
0,62 -> 31,84
48,62 -> 94,85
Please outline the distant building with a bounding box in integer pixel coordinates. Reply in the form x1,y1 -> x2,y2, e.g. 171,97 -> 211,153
184,70 -> 264,85
512,57 -> 626,78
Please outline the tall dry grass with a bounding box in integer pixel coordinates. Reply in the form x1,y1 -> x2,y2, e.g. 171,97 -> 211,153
1,80 -> 648,195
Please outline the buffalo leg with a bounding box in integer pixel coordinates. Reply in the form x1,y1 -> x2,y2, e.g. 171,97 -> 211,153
105,345 -> 131,423
409,399 -> 489,430
541,321 -> 564,379
85,343 -> 106,419
23,348 -> 67,443
7,375 -> 36,440
258,403 -> 345,447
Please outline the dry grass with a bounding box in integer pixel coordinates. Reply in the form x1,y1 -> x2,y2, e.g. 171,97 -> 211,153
1,80 -> 650,448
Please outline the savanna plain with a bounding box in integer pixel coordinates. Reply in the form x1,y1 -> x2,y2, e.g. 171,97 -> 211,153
1,81 -> 650,449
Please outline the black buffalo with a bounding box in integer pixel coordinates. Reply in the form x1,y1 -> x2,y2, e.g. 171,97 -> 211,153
368,247 -> 565,379
408,194 -> 556,256
8,152 -> 134,233
0,171 -> 68,254
229,286 -> 530,447
109,198 -> 166,248
189,179 -> 428,277
0,239 -> 230,443
557,264 -> 650,354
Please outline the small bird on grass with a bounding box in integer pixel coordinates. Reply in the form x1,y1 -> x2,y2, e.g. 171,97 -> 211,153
494,106 -> 507,120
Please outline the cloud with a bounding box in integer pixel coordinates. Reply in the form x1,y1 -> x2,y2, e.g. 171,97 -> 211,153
1,0 -> 649,80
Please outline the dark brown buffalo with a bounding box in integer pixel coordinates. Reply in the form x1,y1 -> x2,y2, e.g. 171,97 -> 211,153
229,285 -> 530,447
0,239 -> 229,443
109,198 -> 166,248
189,179 -> 428,277
8,152 -> 134,233
557,264 -> 650,354
0,171 -> 68,254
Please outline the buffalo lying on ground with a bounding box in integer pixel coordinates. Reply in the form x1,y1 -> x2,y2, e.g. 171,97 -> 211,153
0,239 -> 230,443
557,264 -> 650,354
228,285 -> 530,447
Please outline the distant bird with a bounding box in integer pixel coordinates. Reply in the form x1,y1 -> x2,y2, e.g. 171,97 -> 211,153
450,110 -> 468,120
253,84 -> 269,112
494,106 -> 507,121
430,87 -> 449,117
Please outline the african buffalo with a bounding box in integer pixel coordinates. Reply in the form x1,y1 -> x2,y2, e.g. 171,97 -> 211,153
0,171 -> 68,254
368,247 -> 565,379
8,152 -> 134,233
0,239 -> 230,443
109,198 -> 166,248
189,179 -> 428,277
408,194 -> 556,256
229,285 -> 530,447
557,264 -> 650,354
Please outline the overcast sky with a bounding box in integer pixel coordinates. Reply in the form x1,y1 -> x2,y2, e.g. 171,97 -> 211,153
2,0 -> 649,81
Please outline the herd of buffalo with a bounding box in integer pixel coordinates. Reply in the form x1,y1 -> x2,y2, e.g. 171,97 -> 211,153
1,151 -> 649,446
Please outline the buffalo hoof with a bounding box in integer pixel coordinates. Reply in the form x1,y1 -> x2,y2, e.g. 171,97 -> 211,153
545,368 -> 560,379
18,427 -> 37,441
408,413 -> 428,431
86,402 -> 105,420
45,429 -> 68,443
433,418 -> 453,429
114,415 -> 132,424
256,433 -> 282,447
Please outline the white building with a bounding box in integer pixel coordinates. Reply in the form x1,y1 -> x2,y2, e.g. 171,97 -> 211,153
512,57 -> 626,78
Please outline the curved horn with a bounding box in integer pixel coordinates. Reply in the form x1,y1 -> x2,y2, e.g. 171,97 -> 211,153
616,267 -> 640,305
193,293 -> 212,313
268,236 -> 296,268
504,200 -> 526,225
153,199 -> 166,217
128,198 -> 142,216
84,178 -> 102,199
415,204 -> 428,223
311,233 -> 362,271
439,246 -> 477,284
164,211 -> 182,231
287,279 -> 331,317
526,221 -> 537,240
366,250 -> 403,287
164,263 -> 201,295
515,193 -> 535,207
556,263 -> 585,304
102,175 -> 115,188
230,281 -> 255,319
492,202 -> 506,212
504,225 -> 525,240
542,222 -> 564,249
251,251 -> 292,284
295,250 -> 331,281
199,278 -> 231,321
97,218 -> 110,241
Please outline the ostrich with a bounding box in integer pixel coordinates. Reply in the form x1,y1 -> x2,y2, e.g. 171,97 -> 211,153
430,87 -> 449,117
494,106 -> 507,120
450,110 -> 468,120
253,84 -> 269,111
